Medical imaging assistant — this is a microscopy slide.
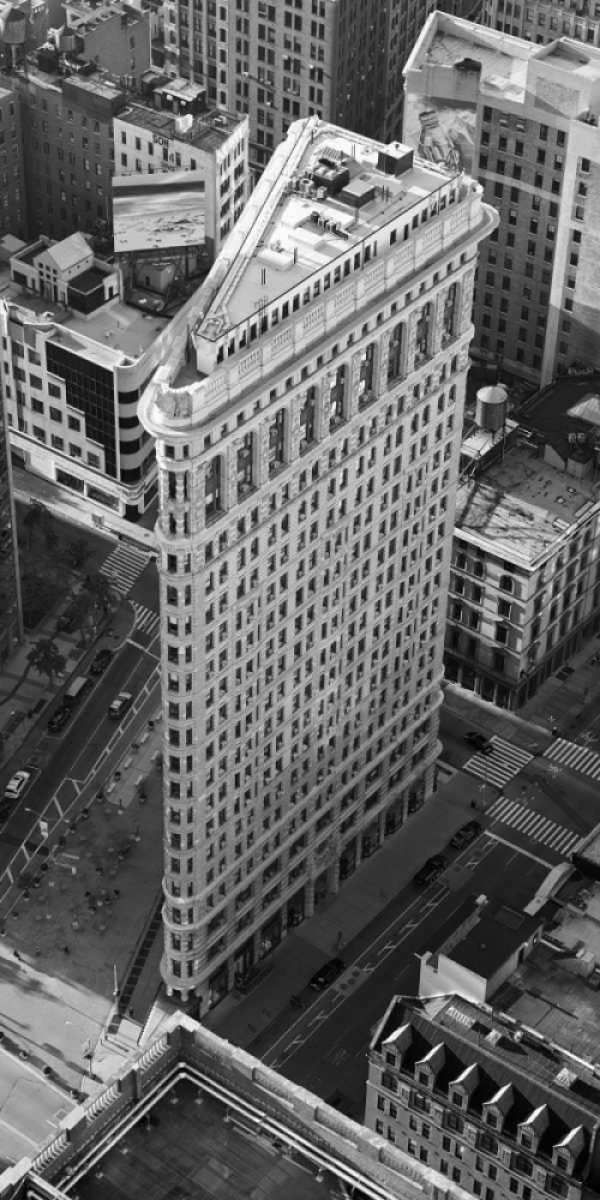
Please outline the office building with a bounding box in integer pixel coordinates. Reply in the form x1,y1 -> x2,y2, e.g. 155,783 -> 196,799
403,13 -> 600,386
483,0 -> 600,47
0,231 -> 183,522
445,380 -> 600,710
113,81 -> 249,258
0,1012 -> 477,1200
163,0 -> 481,179
2,63 -> 126,243
139,115 -> 496,1006
0,83 -> 26,241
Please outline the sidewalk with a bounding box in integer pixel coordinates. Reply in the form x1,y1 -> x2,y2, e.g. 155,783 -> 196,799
444,632 -> 600,745
143,764 -> 484,1053
11,464 -> 157,547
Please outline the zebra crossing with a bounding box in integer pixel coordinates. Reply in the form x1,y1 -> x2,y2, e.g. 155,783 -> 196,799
464,736 -> 534,790
486,795 -> 581,857
131,601 -> 160,637
100,542 -> 151,598
544,737 -> 600,782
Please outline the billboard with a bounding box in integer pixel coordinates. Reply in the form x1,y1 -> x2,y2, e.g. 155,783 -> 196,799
113,170 -> 206,254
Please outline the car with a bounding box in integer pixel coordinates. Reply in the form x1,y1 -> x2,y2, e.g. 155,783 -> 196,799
57,605 -> 80,632
450,820 -> 482,850
466,731 -> 494,755
413,854 -> 447,886
308,957 -> 345,991
90,648 -> 113,677
4,770 -> 32,801
108,691 -> 133,720
47,706 -> 72,734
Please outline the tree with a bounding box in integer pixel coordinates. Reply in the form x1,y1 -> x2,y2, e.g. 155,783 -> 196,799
26,638 -> 66,687
23,502 -> 46,551
83,571 -> 119,617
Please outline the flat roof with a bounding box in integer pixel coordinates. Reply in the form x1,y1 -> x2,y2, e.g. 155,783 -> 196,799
455,443 -> 598,562
435,900 -> 541,978
76,1081 -> 333,1200
198,117 -> 460,335
119,101 -> 243,152
406,14 -> 536,98
0,262 -> 169,363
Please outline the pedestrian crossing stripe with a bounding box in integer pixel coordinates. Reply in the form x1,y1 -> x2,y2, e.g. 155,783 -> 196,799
100,543 -> 151,598
131,602 -> 160,635
544,737 -> 600,781
464,735 -> 533,790
485,795 -> 581,857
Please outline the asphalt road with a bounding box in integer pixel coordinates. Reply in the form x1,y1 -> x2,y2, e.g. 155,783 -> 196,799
0,638 -> 160,891
243,834 -> 546,1115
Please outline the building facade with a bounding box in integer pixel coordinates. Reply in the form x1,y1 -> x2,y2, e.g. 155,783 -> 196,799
0,232 -> 176,521
366,993 -> 600,1200
3,65 -> 125,243
0,84 -> 26,241
113,89 -> 249,257
0,353 -> 22,666
162,0 -> 481,179
139,116 -> 496,1007
445,382 -> 600,710
483,0 -> 600,47
403,14 -> 600,387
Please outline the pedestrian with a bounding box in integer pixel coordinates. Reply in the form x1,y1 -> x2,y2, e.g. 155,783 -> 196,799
63,945 -> 70,955
34,944 -> 40,957
113,888 -> 120,898
128,1006 -> 134,1018
13,949 -> 21,962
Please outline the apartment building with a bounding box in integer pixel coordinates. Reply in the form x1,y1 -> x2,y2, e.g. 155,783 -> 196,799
139,115 -> 496,1007
445,380 -> 600,710
0,231 -> 182,521
403,13 -> 600,386
0,84 -> 26,241
163,0 -> 479,179
366,991 -> 600,1200
113,86 -> 249,257
484,0 -> 600,47
61,0 -> 151,83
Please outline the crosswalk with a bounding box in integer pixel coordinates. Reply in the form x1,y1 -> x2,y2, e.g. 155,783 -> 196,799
100,543 -> 151,598
464,736 -> 534,790
131,602 -> 160,637
544,737 -> 600,782
486,795 -> 581,857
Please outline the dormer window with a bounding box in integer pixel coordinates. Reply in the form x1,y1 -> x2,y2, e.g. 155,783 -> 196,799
452,1090 -> 465,1109
418,1069 -> 430,1087
486,1111 -> 499,1129
520,1130 -> 533,1150
555,1154 -> 570,1173
385,1050 -> 396,1066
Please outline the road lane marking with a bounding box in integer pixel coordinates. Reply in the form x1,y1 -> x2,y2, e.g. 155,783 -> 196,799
485,831 -> 552,868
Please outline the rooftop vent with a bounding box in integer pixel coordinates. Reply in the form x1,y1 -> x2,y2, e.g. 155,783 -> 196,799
554,1066 -> 577,1089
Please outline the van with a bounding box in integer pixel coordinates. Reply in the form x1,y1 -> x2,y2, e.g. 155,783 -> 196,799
64,675 -> 92,708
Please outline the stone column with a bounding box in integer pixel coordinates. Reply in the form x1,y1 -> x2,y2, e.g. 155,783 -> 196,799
256,420 -> 270,487
378,330 -> 391,393
314,379 -> 328,441
407,311 -> 419,373
227,441 -> 240,508
192,460 -> 206,533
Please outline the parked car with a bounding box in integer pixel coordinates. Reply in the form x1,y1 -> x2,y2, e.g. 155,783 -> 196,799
465,731 -> 494,755
63,675 -> 92,707
4,770 -> 32,801
413,855 -> 447,886
47,706 -> 72,734
450,820 -> 482,850
108,691 -> 133,720
89,648 -> 113,677
308,957 -> 345,991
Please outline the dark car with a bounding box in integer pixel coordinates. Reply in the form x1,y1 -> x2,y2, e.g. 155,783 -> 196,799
466,731 -> 494,755
47,706 -> 72,735
413,855 -> 447,886
450,820 -> 482,850
308,957 -> 345,991
90,648 -> 113,676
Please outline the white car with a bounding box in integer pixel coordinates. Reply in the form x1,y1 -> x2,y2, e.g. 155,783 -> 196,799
4,770 -> 31,800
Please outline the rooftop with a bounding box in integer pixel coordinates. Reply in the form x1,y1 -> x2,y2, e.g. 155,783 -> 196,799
430,897 -> 541,978
194,116 -> 462,340
404,13 -> 536,100
119,101 -> 244,153
1,1013 -> 476,1200
372,992 -> 600,1178
455,443 -> 599,562
0,262 -> 169,363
